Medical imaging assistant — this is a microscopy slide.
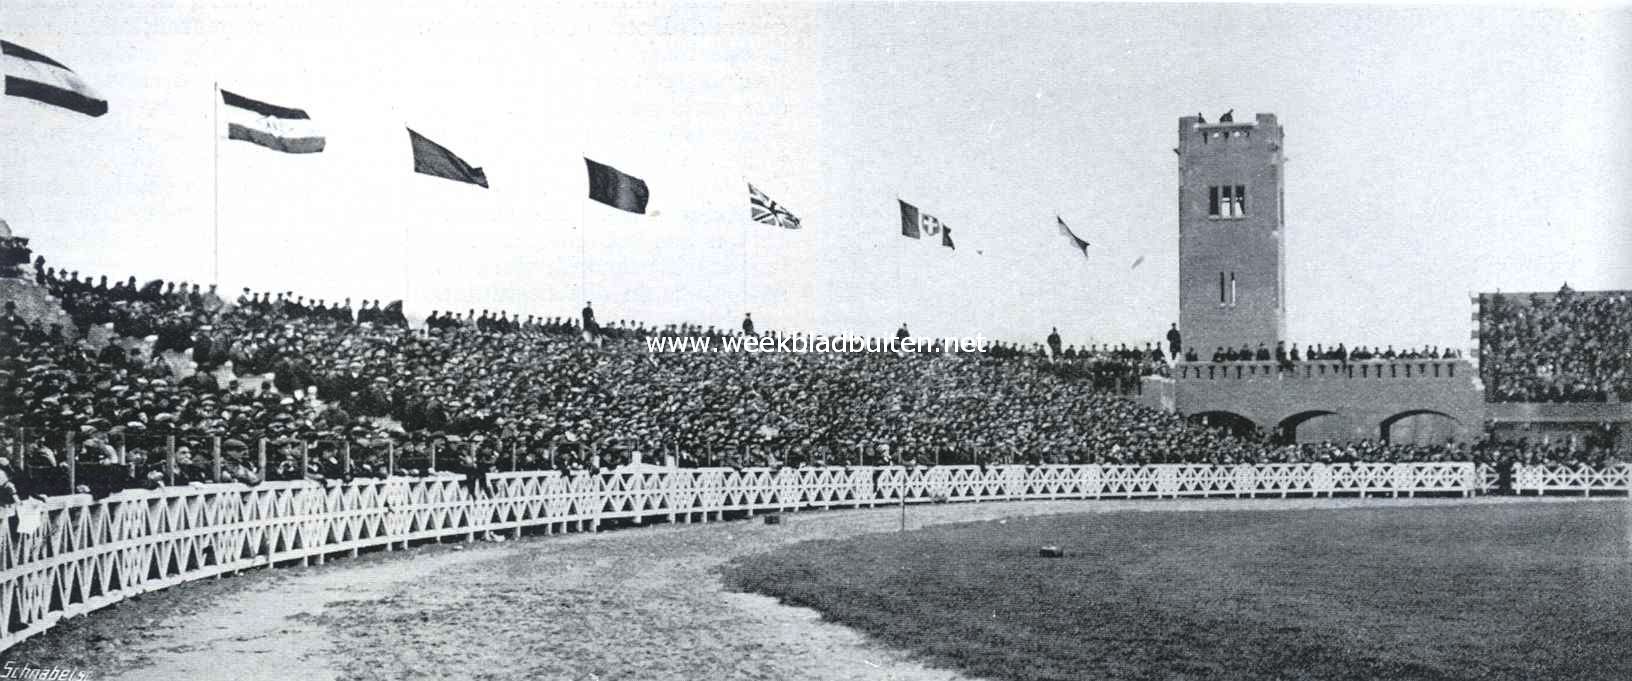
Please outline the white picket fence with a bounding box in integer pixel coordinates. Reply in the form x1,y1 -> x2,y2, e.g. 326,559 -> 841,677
1511,463 -> 1632,495
0,462 -> 1483,651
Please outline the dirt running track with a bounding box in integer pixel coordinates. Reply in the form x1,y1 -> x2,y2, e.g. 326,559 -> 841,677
16,496 -> 1551,681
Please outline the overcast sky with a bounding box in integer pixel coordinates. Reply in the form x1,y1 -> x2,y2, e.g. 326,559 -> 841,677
2,2 -> 1628,351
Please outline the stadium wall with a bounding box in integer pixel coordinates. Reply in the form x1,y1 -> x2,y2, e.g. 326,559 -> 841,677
1171,359 -> 1485,443
0,462 -> 1490,652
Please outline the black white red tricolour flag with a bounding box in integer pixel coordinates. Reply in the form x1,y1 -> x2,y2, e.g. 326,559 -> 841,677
2,40 -> 106,117
222,89 -> 325,154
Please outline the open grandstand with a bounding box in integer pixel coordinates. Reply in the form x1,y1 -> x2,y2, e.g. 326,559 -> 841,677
1,15 -> 1627,671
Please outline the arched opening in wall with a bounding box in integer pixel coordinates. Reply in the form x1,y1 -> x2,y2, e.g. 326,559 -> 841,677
1188,411 -> 1260,440
1275,410 -> 1339,445
1380,410 -> 1461,445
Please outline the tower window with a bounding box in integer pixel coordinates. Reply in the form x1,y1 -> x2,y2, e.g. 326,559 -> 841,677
1230,272 -> 1238,305
1208,185 -> 1247,219
1219,272 -> 1226,305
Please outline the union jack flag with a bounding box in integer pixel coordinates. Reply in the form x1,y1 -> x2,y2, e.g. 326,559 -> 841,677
749,183 -> 801,229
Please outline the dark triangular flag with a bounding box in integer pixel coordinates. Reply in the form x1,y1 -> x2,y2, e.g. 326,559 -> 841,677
1057,215 -> 1089,257
407,128 -> 488,187
942,227 -> 954,250
586,158 -> 649,214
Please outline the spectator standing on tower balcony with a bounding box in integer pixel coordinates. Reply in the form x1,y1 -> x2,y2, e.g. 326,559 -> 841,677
742,313 -> 755,336
335,298 -> 354,325
1047,327 -> 1062,357
1166,324 -> 1181,360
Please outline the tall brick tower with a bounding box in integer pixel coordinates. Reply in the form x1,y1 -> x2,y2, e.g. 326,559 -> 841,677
1176,112 -> 1285,357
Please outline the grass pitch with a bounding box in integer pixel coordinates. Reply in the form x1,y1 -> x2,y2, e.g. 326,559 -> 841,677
723,501 -> 1632,681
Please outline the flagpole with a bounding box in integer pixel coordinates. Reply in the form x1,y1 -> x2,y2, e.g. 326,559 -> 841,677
894,192 -> 903,334
741,177 -> 749,318
579,154 -> 588,303
403,123 -> 412,315
212,81 -> 219,287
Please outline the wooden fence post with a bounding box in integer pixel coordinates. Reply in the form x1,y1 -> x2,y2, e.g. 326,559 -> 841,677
212,436 -> 223,483
258,439 -> 267,480
343,439 -> 352,476
65,431 -> 76,494
166,435 -> 177,486
387,441 -> 395,476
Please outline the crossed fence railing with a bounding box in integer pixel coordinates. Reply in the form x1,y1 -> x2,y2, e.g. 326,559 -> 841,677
1511,463 -> 1632,495
0,461 -> 1491,652
11,460 -> 1632,652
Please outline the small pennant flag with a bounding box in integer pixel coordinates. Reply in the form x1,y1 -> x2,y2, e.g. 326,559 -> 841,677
221,89 -> 324,153
2,40 -> 106,117
586,158 -> 649,214
1056,215 -> 1090,257
408,128 -> 488,187
749,183 -> 800,229
898,200 -> 954,249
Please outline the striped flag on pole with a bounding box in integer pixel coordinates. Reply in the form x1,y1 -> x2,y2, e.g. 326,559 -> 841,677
221,89 -> 325,153
2,40 -> 106,117
748,183 -> 800,229
899,199 -> 955,250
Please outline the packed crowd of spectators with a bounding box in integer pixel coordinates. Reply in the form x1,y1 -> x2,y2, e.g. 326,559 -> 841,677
1,250 -> 1627,501
1479,285 -> 1632,403
1187,341 -> 1463,364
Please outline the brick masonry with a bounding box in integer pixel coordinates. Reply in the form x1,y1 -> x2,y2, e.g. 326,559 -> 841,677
1143,359 -> 1487,443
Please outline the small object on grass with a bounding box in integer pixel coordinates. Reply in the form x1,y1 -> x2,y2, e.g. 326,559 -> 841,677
1039,546 -> 1065,558
764,514 -> 782,525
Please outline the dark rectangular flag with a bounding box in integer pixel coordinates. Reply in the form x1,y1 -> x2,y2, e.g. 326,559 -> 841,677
585,158 -> 649,214
898,199 -> 954,249
408,128 -> 488,187
749,183 -> 800,229
899,199 -> 920,238
222,89 -> 325,153
2,40 -> 106,117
